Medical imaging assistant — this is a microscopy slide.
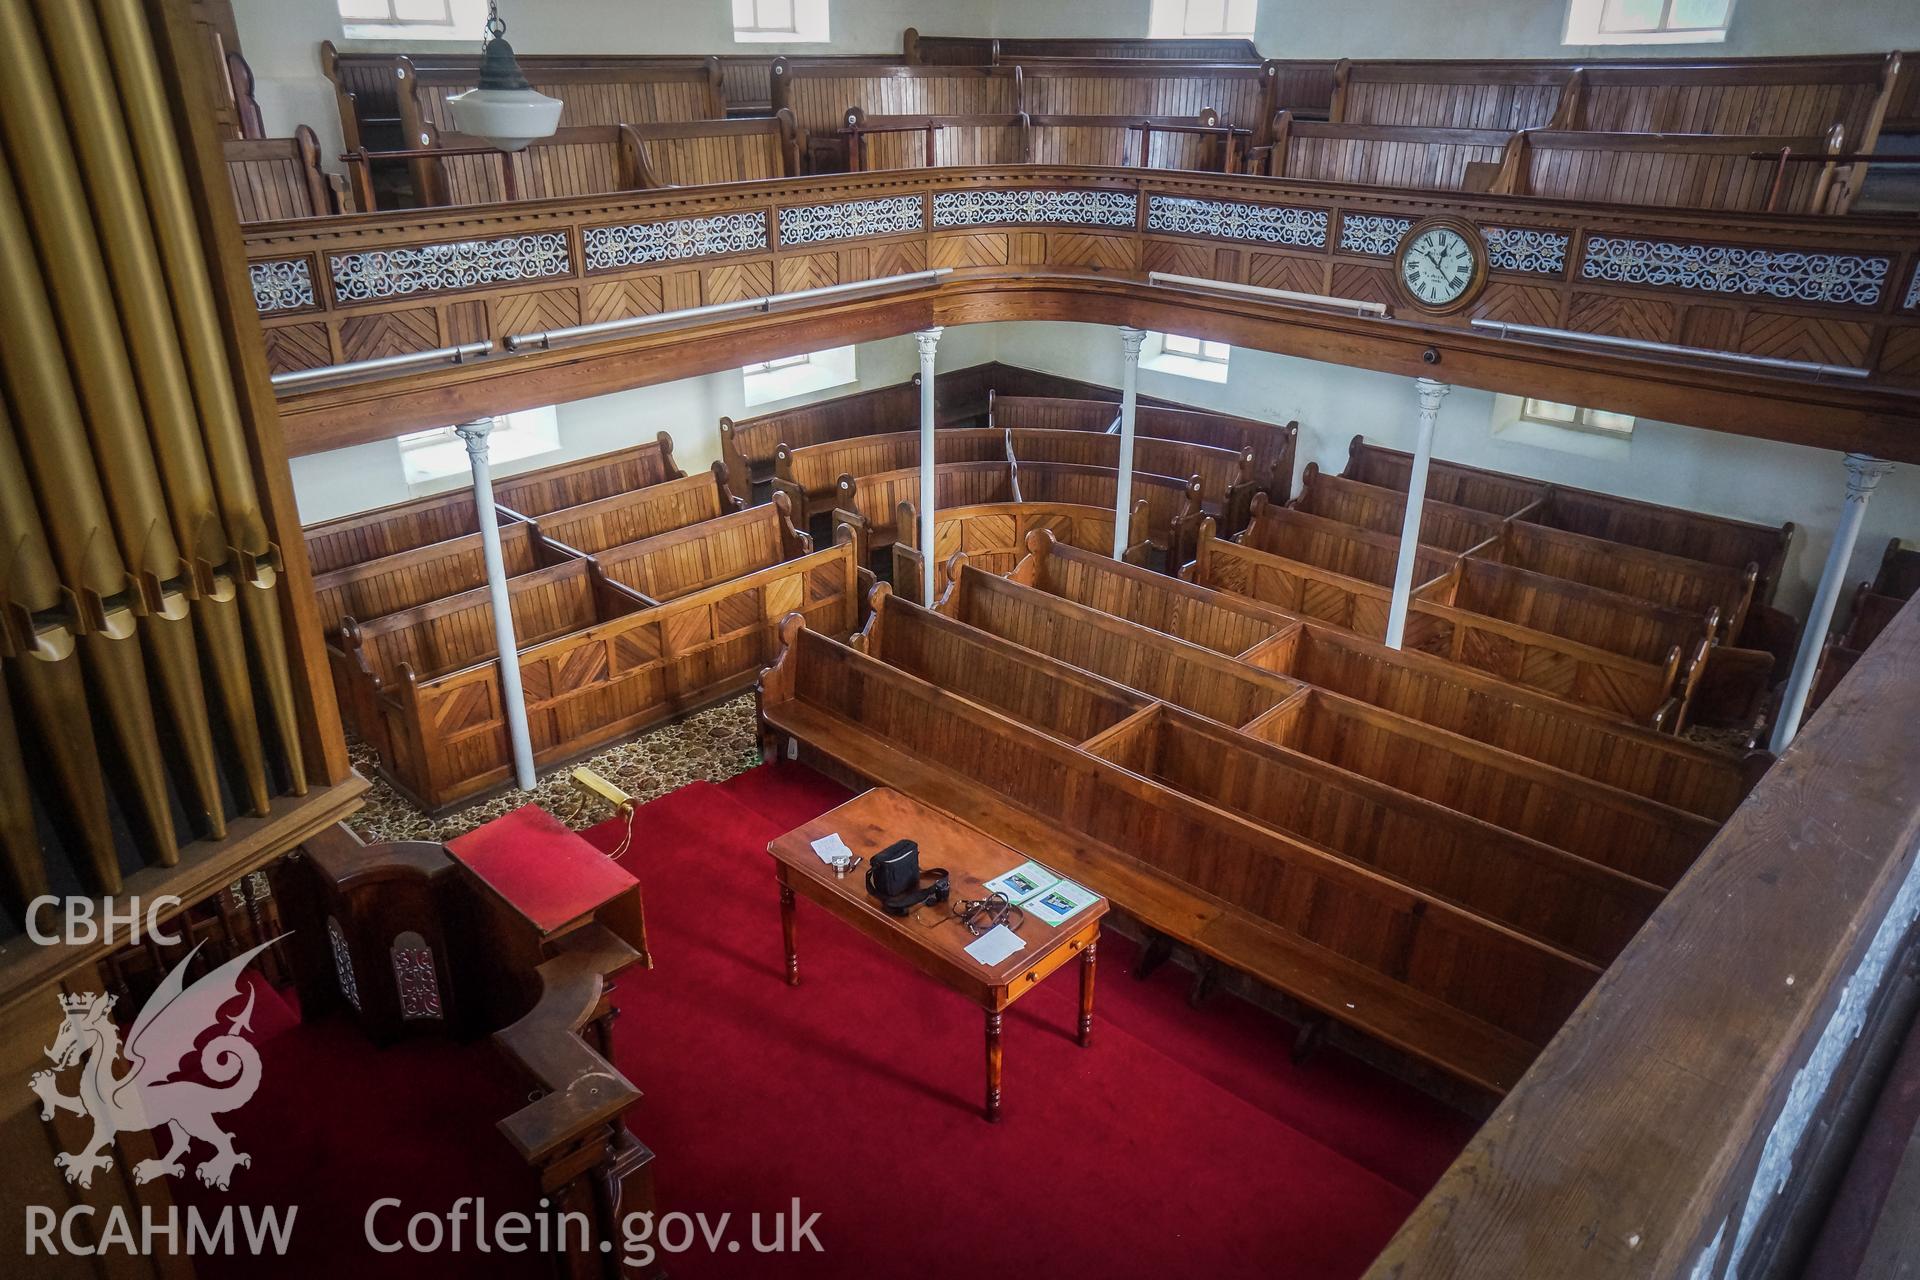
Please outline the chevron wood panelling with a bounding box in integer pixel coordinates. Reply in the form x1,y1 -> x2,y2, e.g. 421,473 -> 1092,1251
776,252 -> 839,293
1472,283 -> 1560,328
1566,292 -> 1677,345
1247,251 -> 1323,295
1679,305 -> 1740,352
1330,263 -> 1396,309
867,239 -> 930,277
1049,231 -> 1138,271
930,232 -> 1010,269
1877,327 -> 1920,384
339,307 -> 438,362
1737,311 -> 1871,367
1143,238 -> 1218,280
263,322 -> 333,371
704,261 -> 776,304
584,277 -> 666,325
494,288 -> 583,341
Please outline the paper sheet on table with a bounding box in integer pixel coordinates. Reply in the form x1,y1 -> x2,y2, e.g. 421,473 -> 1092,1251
810,833 -> 854,865
964,924 -> 1027,966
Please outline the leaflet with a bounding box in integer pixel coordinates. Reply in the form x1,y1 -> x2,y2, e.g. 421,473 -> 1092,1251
1025,879 -> 1099,927
982,860 -> 1058,905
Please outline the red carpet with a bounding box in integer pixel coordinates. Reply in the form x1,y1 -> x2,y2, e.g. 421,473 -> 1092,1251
181,763 -> 1473,1278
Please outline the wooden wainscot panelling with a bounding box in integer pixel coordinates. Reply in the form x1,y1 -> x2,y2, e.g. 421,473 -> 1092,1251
242,166 -> 1920,460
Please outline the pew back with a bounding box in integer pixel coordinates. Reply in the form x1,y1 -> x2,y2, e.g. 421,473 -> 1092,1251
416,125 -> 645,206
1292,465 -> 1505,553
225,126 -> 339,221
1014,59 -> 1278,137
1240,501 -> 1457,590
1497,127 -> 1841,214
1268,117 -> 1512,191
1329,60 -> 1574,130
527,471 -> 734,556
591,500 -> 804,602
844,111 -> 1031,169
355,559 -> 621,685
314,520 -> 548,636
1490,520 -> 1756,638
893,503 -> 1122,600
625,111 -> 800,187
1425,557 -> 1713,668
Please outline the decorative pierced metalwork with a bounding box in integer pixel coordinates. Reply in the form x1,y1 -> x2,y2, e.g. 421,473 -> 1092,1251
1338,214 -> 1412,257
1905,261 -> 1920,311
327,916 -> 361,1012
932,188 -> 1137,229
1145,195 -> 1327,248
250,257 -> 315,313
390,930 -> 443,1021
779,196 -> 922,246
582,212 -> 767,271
1481,226 -> 1569,276
1580,236 -> 1889,308
330,232 -> 570,303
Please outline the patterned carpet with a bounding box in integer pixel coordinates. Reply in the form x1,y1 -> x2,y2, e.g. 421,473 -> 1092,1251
344,693 -> 763,844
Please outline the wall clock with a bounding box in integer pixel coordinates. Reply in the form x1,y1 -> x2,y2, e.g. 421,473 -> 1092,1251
1394,216 -> 1488,315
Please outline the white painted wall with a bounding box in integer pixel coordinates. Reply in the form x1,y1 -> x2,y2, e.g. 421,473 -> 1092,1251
986,320 -> 1920,618
287,326 -> 996,523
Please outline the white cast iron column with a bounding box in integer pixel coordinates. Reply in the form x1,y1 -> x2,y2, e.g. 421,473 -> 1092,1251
456,420 -> 537,791
1384,378 -> 1451,649
915,327 -> 943,604
1770,452 -> 1894,752
1113,327 -> 1147,558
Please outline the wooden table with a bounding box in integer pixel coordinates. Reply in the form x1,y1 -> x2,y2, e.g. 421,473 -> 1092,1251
768,787 -> 1107,1122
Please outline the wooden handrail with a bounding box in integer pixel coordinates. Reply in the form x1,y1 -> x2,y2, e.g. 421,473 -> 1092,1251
1369,592 -> 1920,1278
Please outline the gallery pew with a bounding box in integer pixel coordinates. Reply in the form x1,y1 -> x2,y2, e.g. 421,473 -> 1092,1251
1189,523 -> 1697,727
986,393 -> 1299,496
903,30 -> 1265,66
409,124 -> 649,206
1489,126 -> 1844,214
1328,60 -> 1575,130
758,616 -> 1593,1092
989,540 -> 1721,879
1260,115 -> 1514,192
843,110 -> 1032,170
358,538 -> 859,810
1343,437 -> 1793,606
1011,59 -> 1280,143
224,126 -> 350,221
861,589 -> 1663,965
770,61 -> 1021,169
1026,110 -> 1243,170
625,111 -> 801,188
302,434 -> 686,574
1291,465 -> 1506,554
589,495 -> 814,603
892,500 -> 1129,600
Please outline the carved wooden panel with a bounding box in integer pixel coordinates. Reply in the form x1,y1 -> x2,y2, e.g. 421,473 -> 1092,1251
339,307 -> 438,362
584,277 -> 665,325
776,252 -> 839,292
1049,231 -> 1137,271
1736,312 -> 1871,367
1565,292 -> 1676,344
703,261 -> 775,304
494,288 -> 582,343
930,232 -> 1010,269
262,322 -> 332,373
1247,251 -> 1322,295
1330,263 -> 1395,309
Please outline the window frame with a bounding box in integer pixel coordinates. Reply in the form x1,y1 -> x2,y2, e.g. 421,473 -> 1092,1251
1147,0 -> 1257,40
741,344 -> 857,406
337,0 -> 486,43
1563,0 -> 1735,45
730,0 -> 829,44
1141,331 -> 1232,383
397,406 -> 563,489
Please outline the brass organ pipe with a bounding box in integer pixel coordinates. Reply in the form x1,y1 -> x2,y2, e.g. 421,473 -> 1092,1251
0,396 -> 118,901
97,0 -> 306,791
37,0 -> 270,817
0,134 -> 178,865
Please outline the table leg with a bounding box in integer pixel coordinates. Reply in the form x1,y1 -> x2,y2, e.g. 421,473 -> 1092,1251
1078,940 -> 1098,1049
984,1009 -> 1003,1123
779,881 -> 799,987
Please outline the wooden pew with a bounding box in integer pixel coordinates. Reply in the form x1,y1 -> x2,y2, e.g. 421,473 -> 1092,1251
1478,518 -> 1757,640
1189,522 -> 1696,728
904,29 -> 1265,66
358,539 -> 858,811
1873,536 -> 1920,600
1007,429 -> 1256,528
399,58 -> 727,141
590,496 -> 813,603
1238,496 -> 1459,591
1343,437 -> 1792,605
1026,110 -> 1243,171
313,517 -> 552,637
1292,464 -> 1505,553
1328,60 -> 1576,130
994,536 -> 1726,875
1420,556 -> 1717,670
1010,463 -> 1207,564
843,110 -> 1031,170
770,61 -> 1021,169
523,469 -> 743,556
762,616 -> 1597,1091
1490,126 -> 1845,214
892,501 -> 1125,601
863,588 -> 1662,965
987,393 -> 1299,497
830,460 -> 1016,565
1013,59 -> 1281,143
412,124 -> 647,207
1261,114 -> 1514,192
225,126 -> 349,221
302,433 -> 686,573
626,111 -> 801,188
772,429 -> 1010,521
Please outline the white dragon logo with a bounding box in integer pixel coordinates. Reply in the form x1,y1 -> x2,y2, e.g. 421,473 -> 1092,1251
29,939 -> 276,1191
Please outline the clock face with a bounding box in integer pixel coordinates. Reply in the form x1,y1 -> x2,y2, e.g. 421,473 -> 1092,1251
1399,225 -> 1480,309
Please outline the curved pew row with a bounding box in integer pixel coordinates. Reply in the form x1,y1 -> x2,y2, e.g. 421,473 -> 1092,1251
522,469 -> 745,556
346,537 -> 861,812
774,427 -> 1253,531
302,433 -> 688,574
991,537 -> 1723,882
1194,518 -> 1704,728
892,501 -> 1123,601
759,615 -> 1595,1093
987,393 -> 1299,497
830,460 -> 1204,567
1293,464 -> 1507,553
588,494 -> 816,604
859,586 -> 1662,966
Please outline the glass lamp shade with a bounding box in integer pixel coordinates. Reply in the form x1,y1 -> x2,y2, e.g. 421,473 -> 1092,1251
445,86 -> 563,151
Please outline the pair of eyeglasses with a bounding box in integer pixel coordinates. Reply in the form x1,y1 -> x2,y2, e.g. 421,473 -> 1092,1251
951,893 -> 1024,937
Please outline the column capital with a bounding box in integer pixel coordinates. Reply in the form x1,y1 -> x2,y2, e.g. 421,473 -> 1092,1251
1843,453 -> 1894,502
1414,378 -> 1451,414
1118,326 -> 1148,360
453,419 -> 494,457
914,327 -> 945,358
